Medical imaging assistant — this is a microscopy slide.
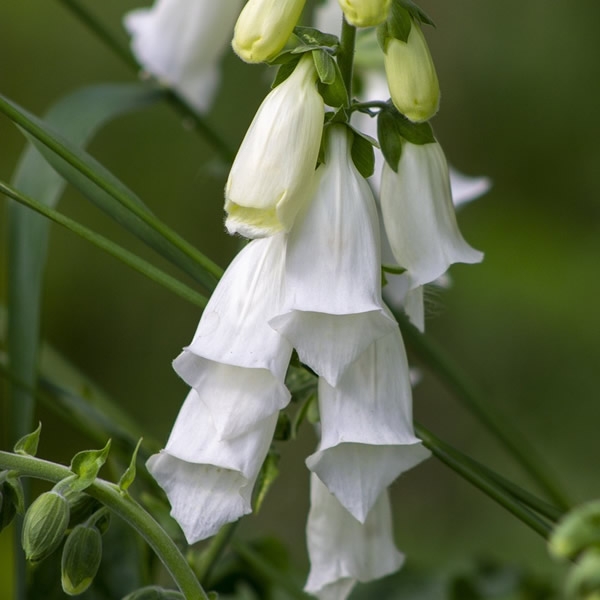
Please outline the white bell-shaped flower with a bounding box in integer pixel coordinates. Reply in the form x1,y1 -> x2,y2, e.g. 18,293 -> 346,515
232,0 -> 307,63
225,55 -> 324,238
304,475 -> 404,600
147,389 -> 277,543
306,328 -> 430,522
270,125 -> 395,386
338,0 -> 390,28
173,235 -> 293,440
124,0 -> 241,112
380,140 -> 484,290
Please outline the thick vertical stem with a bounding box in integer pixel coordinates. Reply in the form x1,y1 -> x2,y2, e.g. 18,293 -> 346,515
337,17 -> 356,104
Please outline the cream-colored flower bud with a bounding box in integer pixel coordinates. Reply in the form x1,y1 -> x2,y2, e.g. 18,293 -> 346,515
225,55 -> 324,238
383,21 -> 440,122
232,0 -> 307,63
338,0 -> 390,27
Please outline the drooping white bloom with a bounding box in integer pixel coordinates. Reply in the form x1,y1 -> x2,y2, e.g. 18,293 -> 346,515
304,475 -> 404,600
338,0 -> 390,28
383,21 -> 440,123
124,0 -> 241,112
270,125 -> 395,386
380,140 -> 484,290
232,0 -> 307,63
173,235 -> 293,439
147,390 -> 278,544
225,55 -> 324,238
306,328 -> 430,522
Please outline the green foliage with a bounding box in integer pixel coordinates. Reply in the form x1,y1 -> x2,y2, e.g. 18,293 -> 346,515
13,422 -> 42,456
118,438 -> 144,494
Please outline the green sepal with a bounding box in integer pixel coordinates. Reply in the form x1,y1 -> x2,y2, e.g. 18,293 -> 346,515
61,523 -> 103,596
253,450 -> 280,514
118,437 -> 143,494
122,586 -> 185,600
317,60 -> 349,108
271,57 -> 301,89
549,500 -> 600,560
377,107 -> 435,171
312,49 -> 336,85
13,422 -> 42,456
349,127 -> 377,179
68,440 -> 112,492
399,0 -> 435,26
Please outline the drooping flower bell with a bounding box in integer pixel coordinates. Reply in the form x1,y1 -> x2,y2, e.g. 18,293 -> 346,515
124,0 -> 242,112
232,0 -> 307,63
338,0 -> 391,28
304,474 -> 404,600
225,54 -> 324,238
270,125 -> 395,386
380,138 -> 483,289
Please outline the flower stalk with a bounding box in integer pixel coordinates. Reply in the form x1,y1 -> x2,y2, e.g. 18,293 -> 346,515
338,16 -> 357,103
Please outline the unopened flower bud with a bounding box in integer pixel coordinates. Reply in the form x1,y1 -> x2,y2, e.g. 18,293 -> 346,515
550,500 -> 600,560
565,549 -> 600,600
61,524 -> 103,595
122,586 -> 184,600
22,491 -> 70,562
232,0 -> 307,63
383,21 -> 440,122
339,0 -> 390,27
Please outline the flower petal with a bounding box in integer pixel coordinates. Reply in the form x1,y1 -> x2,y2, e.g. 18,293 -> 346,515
306,329 -> 430,521
270,126 -> 394,385
380,141 -> 484,289
304,474 -> 404,600
124,0 -> 241,112
147,390 -> 277,543
449,167 -> 492,207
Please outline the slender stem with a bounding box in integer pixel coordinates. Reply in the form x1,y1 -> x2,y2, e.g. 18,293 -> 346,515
395,310 -> 570,510
0,452 -> 209,600
416,425 -> 553,539
192,521 -> 239,586
54,0 -> 235,164
0,181 -> 208,309
337,16 -> 356,104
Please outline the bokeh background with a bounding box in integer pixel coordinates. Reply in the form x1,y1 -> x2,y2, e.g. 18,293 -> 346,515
1,0 -> 599,597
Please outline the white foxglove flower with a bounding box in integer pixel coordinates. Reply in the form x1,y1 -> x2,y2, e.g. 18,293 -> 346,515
173,235 -> 292,439
380,140 -> 484,290
450,168 -> 492,207
147,390 -> 277,543
338,0 -> 390,28
306,328 -> 430,522
270,126 -> 395,386
304,475 -> 404,600
383,21 -> 440,123
124,0 -> 241,112
232,0 -> 307,63
225,55 -> 324,238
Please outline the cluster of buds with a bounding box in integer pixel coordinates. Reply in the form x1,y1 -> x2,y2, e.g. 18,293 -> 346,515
123,1 -> 486,598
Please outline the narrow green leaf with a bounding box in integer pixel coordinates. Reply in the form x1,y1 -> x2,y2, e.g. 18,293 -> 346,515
350,131 -> 376,178
253,451 -> 280,513
388,3 -> 413,42
118,438 -> 144,493
13,422 -> 42,456
70,440 -> 112,489
312,49 -> 336,85
317,59 -> 349,108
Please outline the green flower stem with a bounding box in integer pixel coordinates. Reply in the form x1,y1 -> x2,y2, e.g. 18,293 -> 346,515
0,95 -> 223,290
232,542 -> 309,600
338,16 -> 357,103
0,180 -> 208,309
191,521 -> 239,586
0,451 -> 209,600
416,424 -> 553,539
395,310 -> 570,510
54,0 -> 235,164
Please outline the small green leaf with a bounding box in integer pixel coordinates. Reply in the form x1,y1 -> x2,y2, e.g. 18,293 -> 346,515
69,440 -> 111,490
382,263 -> 407,275
13,422 -> 42,456
387,3 -> 412,43
271,58 -> 301,88
291,393 -> 317,440
118,438 -> 144,493
312,49 -> 336,85
317,59 -> 349,108
294,26 -> 339,49
399,0 -> 435,26
253,450 -> 280,513
274,414 -> 291,441
350,131 -> 376,178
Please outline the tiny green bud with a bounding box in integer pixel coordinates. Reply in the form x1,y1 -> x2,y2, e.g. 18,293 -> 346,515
61,524 -> 103,596
565,549 -> 600,599
122,586 -> 184,600
549,500 -> 600,560
67,493 -> 103,529
22,491 -> 70,562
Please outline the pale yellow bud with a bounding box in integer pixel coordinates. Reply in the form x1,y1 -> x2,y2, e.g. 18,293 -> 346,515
338,0 -> 390,27
232,0 -> 307,63
383,22 -> 440,122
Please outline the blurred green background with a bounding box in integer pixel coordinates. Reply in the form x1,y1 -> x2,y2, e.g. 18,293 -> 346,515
1,0 -> 599,597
